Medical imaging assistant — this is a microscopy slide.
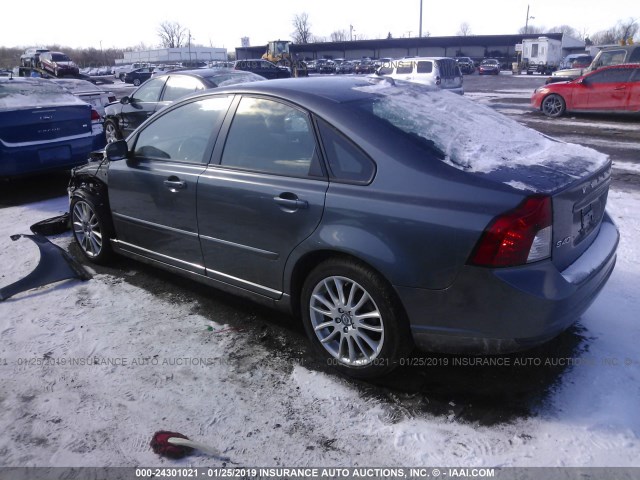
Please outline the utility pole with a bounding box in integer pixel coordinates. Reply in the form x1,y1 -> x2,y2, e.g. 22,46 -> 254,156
419,0 -> 423,37
524,5 -> 535,35
188,30 -> 192,64
350,25 -> 354,42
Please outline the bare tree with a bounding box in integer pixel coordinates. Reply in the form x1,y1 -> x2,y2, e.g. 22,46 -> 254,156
157,21 -> 187,48
292,13 -> 312,44
330,30 -> 348,42
518,24 -> 546,35
549,24 -> 579,38
585,17 -> 638,45
618,17 -> 639,41
457,22 -> 472,36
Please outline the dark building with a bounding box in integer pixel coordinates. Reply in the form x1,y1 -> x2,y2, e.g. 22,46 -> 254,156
236,33 -> 585,63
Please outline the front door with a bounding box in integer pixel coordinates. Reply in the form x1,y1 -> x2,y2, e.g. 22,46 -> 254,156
108,95 -> 233,272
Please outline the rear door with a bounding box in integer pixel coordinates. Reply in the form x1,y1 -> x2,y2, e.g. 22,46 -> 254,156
196,96 -> 328,297
118,76 -> 167,136
108,95 -> 233,272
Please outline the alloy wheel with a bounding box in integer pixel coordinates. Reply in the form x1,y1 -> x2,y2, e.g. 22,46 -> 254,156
72,200 -> 103,258
309,275 -> 384,366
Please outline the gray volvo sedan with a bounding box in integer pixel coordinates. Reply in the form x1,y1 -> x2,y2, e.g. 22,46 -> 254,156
68,76 -> 618,378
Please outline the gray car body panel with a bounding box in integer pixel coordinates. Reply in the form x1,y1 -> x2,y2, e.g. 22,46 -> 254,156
69,77 -> 619,354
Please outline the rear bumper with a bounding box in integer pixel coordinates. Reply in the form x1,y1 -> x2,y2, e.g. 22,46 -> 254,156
396,215 -> 619,354
0,135 -> 95,177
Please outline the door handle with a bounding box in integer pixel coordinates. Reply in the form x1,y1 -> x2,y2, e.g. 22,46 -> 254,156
273,193 -> 308,210
164,177 -> 186,191
613,86 -> 627,90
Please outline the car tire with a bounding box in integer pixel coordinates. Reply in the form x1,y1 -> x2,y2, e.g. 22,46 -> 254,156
301,258 -> 412,379
541,94 -> 566,118
104,119 -> 122,144
119,74 -> 126,82
133,78 -> 141,86
70,196 -> 114,265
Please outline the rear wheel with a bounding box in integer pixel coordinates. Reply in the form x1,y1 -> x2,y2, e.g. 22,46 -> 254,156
541,94 -> 566,117
71,196 -> 113,264
133,78 -> 141,86
301,258 -> 411,378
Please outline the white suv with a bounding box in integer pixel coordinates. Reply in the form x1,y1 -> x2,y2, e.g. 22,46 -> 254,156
377,57 -> 464,94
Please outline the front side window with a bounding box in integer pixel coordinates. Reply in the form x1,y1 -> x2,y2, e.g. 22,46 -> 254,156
133,96 -> 232,163
396,62 -> 413,74
162,75 -> 205,102
596,50 -> 626,67
221,97 -> 321,178
130,77 -> 167,103
588,68 -> 632,84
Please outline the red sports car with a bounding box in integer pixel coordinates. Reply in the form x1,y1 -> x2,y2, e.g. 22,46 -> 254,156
531,64 -> 640,117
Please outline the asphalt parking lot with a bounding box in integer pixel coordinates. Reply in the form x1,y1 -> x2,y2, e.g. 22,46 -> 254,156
1,73 -> 637,426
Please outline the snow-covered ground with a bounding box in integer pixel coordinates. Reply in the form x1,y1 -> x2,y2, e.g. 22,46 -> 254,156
1,99 -> 639,469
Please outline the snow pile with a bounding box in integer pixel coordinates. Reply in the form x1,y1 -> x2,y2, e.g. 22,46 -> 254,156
355,82 -> 609,176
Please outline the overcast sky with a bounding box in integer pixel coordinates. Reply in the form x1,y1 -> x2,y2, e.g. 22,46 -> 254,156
1,0 -> 636,51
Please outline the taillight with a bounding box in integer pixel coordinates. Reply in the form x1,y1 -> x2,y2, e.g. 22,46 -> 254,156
468,195 -> 552,268
91,109 -> 101,121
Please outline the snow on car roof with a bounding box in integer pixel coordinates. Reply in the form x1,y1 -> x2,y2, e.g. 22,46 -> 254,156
355,80 -> 609,178
0,78 -> 88,110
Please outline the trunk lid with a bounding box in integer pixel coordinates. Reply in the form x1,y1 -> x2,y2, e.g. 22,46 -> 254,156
550,161 -> 612,270
0,105 -> 91,144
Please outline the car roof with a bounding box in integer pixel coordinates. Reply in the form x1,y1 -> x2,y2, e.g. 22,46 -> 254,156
212,76 -> 386,105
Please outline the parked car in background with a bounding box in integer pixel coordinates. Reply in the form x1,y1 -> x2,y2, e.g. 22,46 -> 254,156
39,51 -> 80,77
455,57 -> 475,74
336,61 -> 354,74
305,60 -> 317,73
0,77 -> 102,177
104,68 -> 265,143
20,47 -> 50,68
355,59 -> 376,74
68,76 -> 618,378
377,57 -> 464,94
124,67 -> 155,86
478,58 -> 500,75
51,78 -> 116,117
234,59 -> 291,79
114,63 -> 151,82
549,44 -> 640,84
532,64 -> 640,117
316,59 -> 336,74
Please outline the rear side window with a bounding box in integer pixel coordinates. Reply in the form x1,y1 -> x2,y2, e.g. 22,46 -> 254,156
416,61 -> 433,74
630,48 -> 640,63
221,97 -> 322,178
316,118 -> 375,184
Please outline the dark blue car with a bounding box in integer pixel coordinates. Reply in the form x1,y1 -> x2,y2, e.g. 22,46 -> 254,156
68,77 -> 618,378
124,67 -> 155,86
1,77 -> 101,177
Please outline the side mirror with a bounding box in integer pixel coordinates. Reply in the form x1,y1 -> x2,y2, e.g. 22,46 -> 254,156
120,96 -> 130,105
105,139 -> 128,161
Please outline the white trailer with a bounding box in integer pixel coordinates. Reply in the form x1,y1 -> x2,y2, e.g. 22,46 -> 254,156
522,37 -> 562,74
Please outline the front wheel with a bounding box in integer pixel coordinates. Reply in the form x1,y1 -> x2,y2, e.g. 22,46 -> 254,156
104,119 -> 122,144
71,196 -> 113,264
301,258 -> 411,378
133,78 -> 141,86
541,94 -> 566,117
